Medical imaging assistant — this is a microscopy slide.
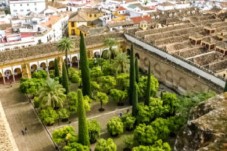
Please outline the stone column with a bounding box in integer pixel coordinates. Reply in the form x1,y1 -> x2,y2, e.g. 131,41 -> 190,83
12,74 -> 15,82
21,63 -> 31,79
2,76 -> 5,84
57,56 -> 63,75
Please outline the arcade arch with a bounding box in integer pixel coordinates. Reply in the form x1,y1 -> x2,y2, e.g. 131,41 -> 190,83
14,68 -> 22,81
48,61 -> 55,70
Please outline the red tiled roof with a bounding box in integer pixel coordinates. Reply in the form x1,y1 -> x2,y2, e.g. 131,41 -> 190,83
20,33 -> 34,38
130,15 -> 151,24
117,6 -> 126,11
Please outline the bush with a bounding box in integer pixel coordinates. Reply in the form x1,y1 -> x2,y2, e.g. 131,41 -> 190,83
116,73 -> 129,91
70,73 -> 81,83
107,117 -> 124,136
124,136 -> 134,149
58,108 -> 70,121
67,92 -> 91,114
68,68 -> 81,83
32,70 -> 47,79
49,70 -> 55,78
88,120 -> 101,143
133,124 -> 157,145
122,114 -> 136,131
137,76 -> 159,99
63,142 -> 90,151
52,126 -> 77,148
39,107 -> 58,125
95,138 -> 117,151
33,97 -> 40,108
132,140 -> 171,151
150,118 -> 170,140
101,61 -> 116,75
90,66 -> 103,79
20,78 -> 45,95
67,92 -> 78,114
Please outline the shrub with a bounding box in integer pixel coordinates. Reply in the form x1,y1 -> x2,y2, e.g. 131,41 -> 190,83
107,117 -> 124,136
39,107 -> 58,125
32,70 -> 47,79
95,138 -> 117,151
49,70 -> 55,78
121,114 -> 136,131
88,120 -> 101,143
33,97 -> 40,108
58,108 -> 70,121
133,124 -> 157,145
132,140 -> 171,151
63,142 -> 89,151
71,73 -> 81,83
52,126 -> 77,148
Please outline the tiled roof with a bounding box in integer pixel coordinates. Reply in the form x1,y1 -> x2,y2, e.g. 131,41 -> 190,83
69,8 -> 103,22
47,2 -> 66,9
0,24 -> 11,30
69,14 -> 86,22
131,15 -> 152,24
159,2 -> 174,6
107,20 -> 134,28
41,16 -> 60,28
117,6 -> 126,11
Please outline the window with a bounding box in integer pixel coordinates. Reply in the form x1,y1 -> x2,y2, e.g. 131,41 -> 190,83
27,3 -> 29,6
71,22 -> 74,27
89,14 -> 92,17
71,29 -> 75,35
35,8 -> 37,11
20,4 -> 22,6
34,2 -> 36,5
94,14 -> 97,17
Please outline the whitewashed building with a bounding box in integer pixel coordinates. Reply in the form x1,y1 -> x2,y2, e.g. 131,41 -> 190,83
9,0 -> 46,16
157,2 -> 174,11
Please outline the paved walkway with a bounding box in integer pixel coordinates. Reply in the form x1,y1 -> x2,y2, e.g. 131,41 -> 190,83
0,84 -> 55,151
48,106 -> 132,134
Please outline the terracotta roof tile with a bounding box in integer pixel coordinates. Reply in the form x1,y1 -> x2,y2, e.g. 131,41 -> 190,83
131,15 -> 151,24
117,6 -> 126,11
41,16 -> 60,28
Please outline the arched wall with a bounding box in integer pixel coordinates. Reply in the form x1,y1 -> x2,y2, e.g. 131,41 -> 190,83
132,45 -> 220,94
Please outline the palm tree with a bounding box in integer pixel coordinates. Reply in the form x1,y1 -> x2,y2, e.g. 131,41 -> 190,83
57,37 -> 74,72
38,78 -> 66,109
104,38 -> 117,59
113,52 -> 129,74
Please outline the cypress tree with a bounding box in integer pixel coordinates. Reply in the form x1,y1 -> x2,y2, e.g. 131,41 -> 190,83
135,58 -> 139,83
77,89 -> 90,146
224,80 -> 227,92
62,62 -> 69,94
132,82 -> 138,116
54,58 -> 60,77
145,62 -> 151,105
129,44 -> 135,105
79,32 -> 91,96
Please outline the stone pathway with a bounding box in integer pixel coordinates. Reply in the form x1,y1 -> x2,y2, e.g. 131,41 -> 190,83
0,84 -> 55,151
0,101 -> 19,151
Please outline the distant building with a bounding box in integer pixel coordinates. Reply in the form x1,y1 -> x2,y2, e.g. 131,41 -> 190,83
9,0 -> 46,16
68,8 -> 103,36
157,2 -> 174,11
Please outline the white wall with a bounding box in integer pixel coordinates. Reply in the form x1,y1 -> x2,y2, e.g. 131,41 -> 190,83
175,3 -> 190,9
157,5 -> 174,11
76,22 -> 87,27
10,0 -> 46,16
